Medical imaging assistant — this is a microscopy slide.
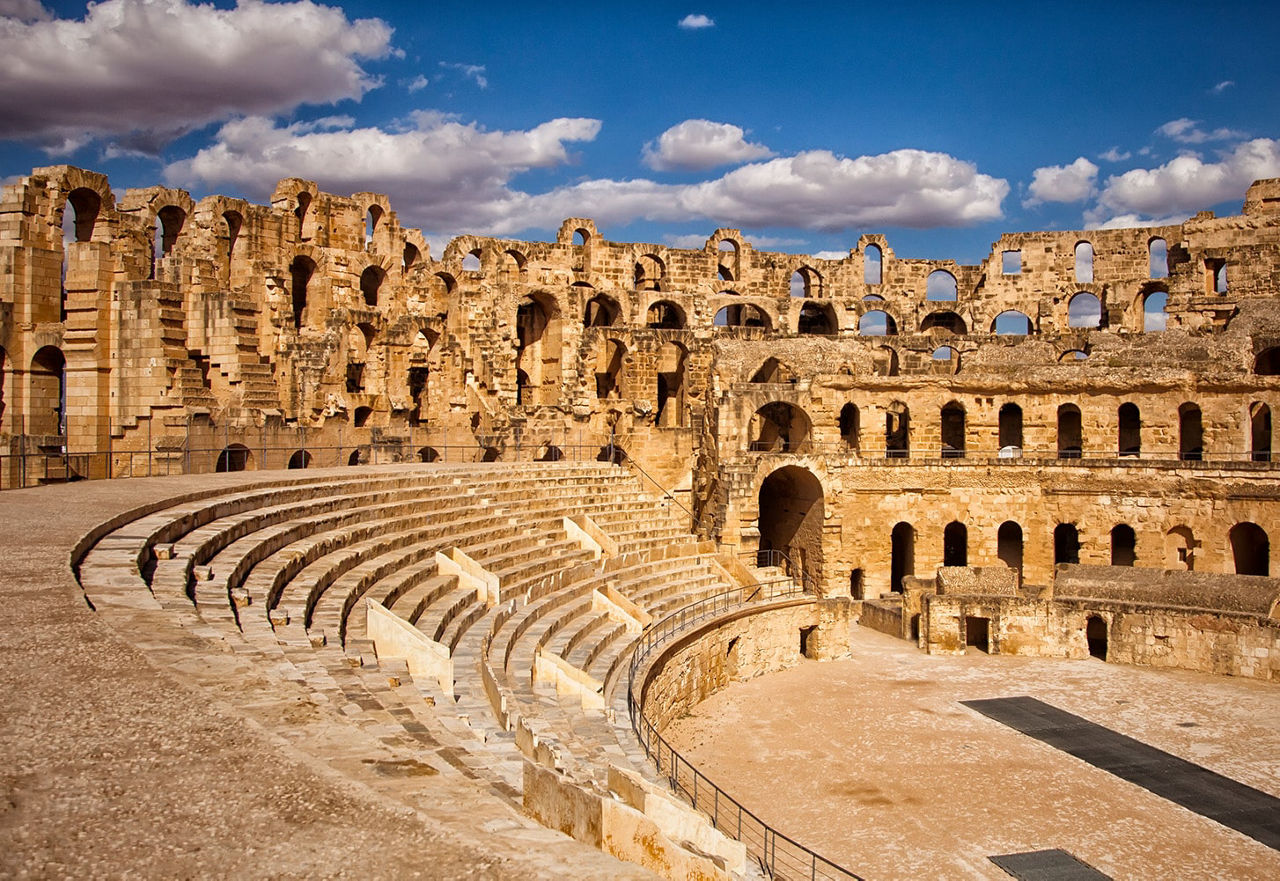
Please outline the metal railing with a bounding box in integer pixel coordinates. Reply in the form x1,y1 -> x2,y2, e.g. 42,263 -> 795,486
742,441 -> 1280,467
626,583 -> 863,881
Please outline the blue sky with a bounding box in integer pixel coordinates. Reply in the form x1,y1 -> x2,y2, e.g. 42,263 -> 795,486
2,0 -> 1279,262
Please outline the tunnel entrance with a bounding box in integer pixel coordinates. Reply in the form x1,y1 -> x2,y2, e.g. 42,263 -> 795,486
758,466 -> 824,587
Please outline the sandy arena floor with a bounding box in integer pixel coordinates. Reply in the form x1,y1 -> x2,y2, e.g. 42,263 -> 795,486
663,625 -> 1280,881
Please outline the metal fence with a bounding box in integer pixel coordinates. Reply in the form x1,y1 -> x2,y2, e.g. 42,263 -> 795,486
626,583 -> 863,881
744,443 -> 1280,466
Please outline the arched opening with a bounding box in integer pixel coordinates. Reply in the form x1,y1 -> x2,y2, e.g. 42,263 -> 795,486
758,466 -> 825,586
1148,237 -> 1168,279
839,403 -> 860,451
646,300 -> 685,329
718,267 -> 734,282
1230,522 -> 1269,576
349,449 -> 365,466
750,357 -> 792,384
1111,524 -> 1137,567
931,347 -> 959,373
295,191 -> 312,239
287,450 -> 311,470
537,444 -> 564,462
1054,523 -> 1080,565
156,205 -> 186,258
872,346 -> 899,377
1057,404 -> 1082,458
926,270 -> 957,301
920,311 -> 966,335
1178,403 -> 1203,461
943,521 -> 968,567
940,402 -> 965,458
290,255 -> 315,330
573,228 -> 589,247
584,294 -> 620,327
215,444 -> 252,472
353,406 -> 372,428
597,443 -> 627,464
1075,241 -> 1094,284
432,272 -> 456,298
407,330 -> 433,427
998,403 -> 1023,454
714,303 -> 771,329
516,293 -> 561,405
220,210 -> 243,283
417,446 -> 439,463
1165,525 -> 1195,570
992,310 -> 1032,335
1118,403 -> 1141,457
365,205 -> 382,246
595,338 -> 626,399
890,522 -> 914,593
462,249 -> 481,272
1085,615 -> 1107,659
655,341 -> 687,427
502,249 -> 526,282
403,242 -> 420,273
797,302 -> 836,335
1251,402 -> 1272,462
789,266 -> 821,298
1255,347 -> 1280,375
65,187 -> 101,242
1068,292 -> 1101,328
864,244 -> 882,285
359,266 -> 384,307
885,402 -> 909,458
858,310 -> 895,336
1143,291 -> 1167,331
997,521 -> 1023,574
750,402 -> 811,453
29,346 -> 66,435
849,568 -> 864,600
634,254 -> 665,291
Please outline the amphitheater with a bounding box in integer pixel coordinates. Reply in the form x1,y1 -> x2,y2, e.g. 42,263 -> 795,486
1,165 -> 1279,880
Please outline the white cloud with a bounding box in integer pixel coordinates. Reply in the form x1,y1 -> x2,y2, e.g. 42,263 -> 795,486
1087,138 -> 1280,225
1098,146 -> 1131,162
0,0 -> 394,153
0,0 -> 50,22
165,115 -> 1007,237
812,250 -> 850,260
405,75 -> 429,93
1024,157 -> 1098,206
642,119 -> 774,171
1211,80 -> 1235,94
439,61 -> 488,89
1156,117 -> 1247,144
664,233 -> 712,249
678,14 -> 714,29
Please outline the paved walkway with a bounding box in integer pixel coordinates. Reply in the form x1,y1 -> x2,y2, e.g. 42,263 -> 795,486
664,626 -> 1280,881
0,470 -> 651,880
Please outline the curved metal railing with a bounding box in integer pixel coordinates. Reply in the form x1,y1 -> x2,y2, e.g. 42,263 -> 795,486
626,583 -> 863,881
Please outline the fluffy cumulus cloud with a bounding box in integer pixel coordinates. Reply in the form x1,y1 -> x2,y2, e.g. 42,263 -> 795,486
164,114 -> 1007,236
1156,117 -> 1247,144
438,61 -> 487,89
1024,157 -> 1098,206
678,13 -> 714,29
0,0 -> 394,153
642,120 -> 774,171
1088,138 -> 1280,225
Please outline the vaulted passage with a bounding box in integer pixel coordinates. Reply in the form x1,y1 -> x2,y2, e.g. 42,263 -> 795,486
758,466 -> 824,586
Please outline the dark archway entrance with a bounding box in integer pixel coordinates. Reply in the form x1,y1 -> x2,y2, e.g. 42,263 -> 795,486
890,522 -> 914,593
1111,524 -> 1137,566
1230,522 -> 1269,576
1054,523 -> 1080,565
215,444 -> 252,472
758,466 -> 824,587
943,521 -> 968,566
1086,616 -> 1107,659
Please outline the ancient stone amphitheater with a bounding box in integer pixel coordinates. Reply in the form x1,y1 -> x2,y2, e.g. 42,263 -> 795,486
1,166 -> 1278,879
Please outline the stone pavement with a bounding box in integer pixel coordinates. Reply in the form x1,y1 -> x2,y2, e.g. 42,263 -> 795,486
0,471 -> 654,880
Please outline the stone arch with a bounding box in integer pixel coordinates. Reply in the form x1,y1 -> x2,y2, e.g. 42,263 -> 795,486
839,403 -> 859,451
1253,347 -> 1280,375
353,406 -> 373,428
151,204 -> 187,279
1118,403 -> 1141,457
750,402 -> 811,453
584,293 -> 621,327
65,187 -> 102,243
1142,290 -> 1168,332
943,521 -> 968,566
926,270 -> 958,301
655,341 -> 687,427
998,521 -> 1024,574
714,302 -> 772,330
220,209 -> 243,283
750,357 -> 792,384
1178,402 -> 1203,461
359,265 -> 385,308
789,265 -> 822,298
1057,404 -> 1082,458
29,346 -> 65,435
890,522 -> 914,592
1148,236 -> 1169,279
871,346 -> 899,377
1111,524 -> 1137,566
992,310 -> 1032,335
1230,522 -> 1269,576
920,310 -> 966,335
1068,292 -> 1101,328
758,465 -> 825,586
885,400 -> 910,458
1054,523 -> 1080,564
646,300 -> 685,329
797,301 -> 836,335
595,337 -> 626,400
941,401 -> 965,458
417,446 -> 440,463
502,248 -> 527,282
1075,241 -> 1094,284
403,242 -> 421,273
215,444 -> 253,473
287,450 -> 312,470
1250,402 -> 1272,461
1059,349 -> 1089,362
516,291 -> 562,405
864,244 -> 882,285
858,310 -> 896,336
1085,615 -> 1107,659
999,402 -> 1023,452
290,255 -> 316,330
365,204 -> 383,246
634,253 -> 665,291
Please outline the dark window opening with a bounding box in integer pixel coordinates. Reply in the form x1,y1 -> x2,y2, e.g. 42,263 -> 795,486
1111,524 -> 1137,567
1086,616 -> 1107,660
1054,524 -> 1080,565
891,522 -> 914,593
964,616 -> 990,652
799,625 -> 817,659
943,521 -> 968,567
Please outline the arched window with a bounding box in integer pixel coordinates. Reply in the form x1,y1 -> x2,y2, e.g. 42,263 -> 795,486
595,338 -> 625,399
1057,404 -> 1082,458
462,249 -> 481,272
798,302 -> 836,335
152,205 -> 186,278
29,346 -> 66,435
1075,241 -> 1094,283
891,523 -> 914,592
1148,237 -> 1168,279
864,244 -> 882,285
715,303 -> 771,329
289,255 -> 315,330
999,403 -> 1023,453
216,444 -> 253,472
1068,293 -> 1101,328
790,266 -> 821,298
1143,291 -> 1167,331
992,310 -> 1032,335
1230,522 -> 1269,576
1178,403 -> 1203,461
584,294 -> 620,327
1054,523 -> 1080,564
1111,524 -> 1137,566
66,188 -> 101,243
750,402 -> 811,453
365,205 -> 382,246
839,403 -> 859,451
858,310 -> 894,336
573,228 -> 589,246
1254,347 -> 1280,375
359,266 -> 384,307
1165,526 -> 1195,570
943,521 -> 968,566
885,402 -> 909,458
926,270 -> 957,301
1250,402 -> 1272,462
634,254 -> 664,291
295,191 -> 312,239
656,341 -> 687,427
921,311 -> 966,335
940,402 -> 965,458
1118,403 -> 1141,457
403,242 -> 420,273
998,521 -> 1023,573
751,357 -> 791,384
646,300 -> 685,329
288,450 -> 312,470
